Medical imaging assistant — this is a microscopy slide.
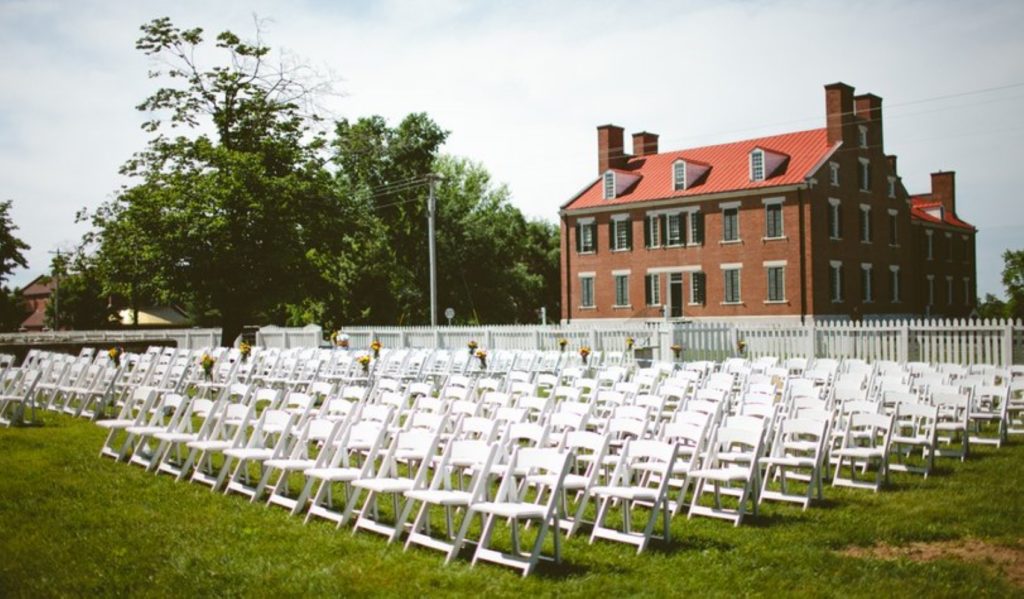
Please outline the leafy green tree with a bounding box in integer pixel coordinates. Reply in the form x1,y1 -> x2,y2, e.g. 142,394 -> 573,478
1003,249 -> 1024,319
87,18 -> 337,345
325,113 -> 560,326
44,251 -> 118,330
975,293 -> 1008,320
0,199 -> 30,331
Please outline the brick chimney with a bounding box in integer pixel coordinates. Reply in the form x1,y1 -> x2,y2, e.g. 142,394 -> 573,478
825,82 -> 856,146
855,93 -> 884,151
632,131 -> 659,157
931,171 -> 956,214
597,124 -> 628,173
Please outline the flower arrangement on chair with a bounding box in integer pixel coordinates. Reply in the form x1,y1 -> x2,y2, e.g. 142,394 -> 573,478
108,347 -> 121,368
671,343 -> 683,360
357,354 -> 371,374
579,346 -> 591,365
737,338 -> 747,355
558,338 -> 568,352
239,342 -> 252,362
200,353 -> 215,380
467,340 -> 479,355
625,336 -> 635,351
475,349 -> 488,370
370,339 -> 382,359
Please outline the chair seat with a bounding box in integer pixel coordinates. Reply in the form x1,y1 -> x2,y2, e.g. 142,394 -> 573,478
264,458 -> 316,470
892,434 -> 930,445
689,466 -> 751,482
833,447 -> 884,459
155,432 -> 197,443
404,489 -> 472,505
304,466 -> 362,481
352,478 -> 414,493
760,456 -> 815,468
589,485 -> 659,502
528,473 -> 588,490
95,419 -> 136,429
471,501 -> 546,519
126,425 -> 167,435
223,448 -> 274,460
187,440 -> 233,451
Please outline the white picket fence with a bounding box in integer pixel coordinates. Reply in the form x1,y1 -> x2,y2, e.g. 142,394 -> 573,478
674,318 -> 1024,366
335,318 -> 1024,366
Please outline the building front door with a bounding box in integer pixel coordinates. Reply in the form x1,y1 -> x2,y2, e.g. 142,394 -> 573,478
669,273 -> 684,318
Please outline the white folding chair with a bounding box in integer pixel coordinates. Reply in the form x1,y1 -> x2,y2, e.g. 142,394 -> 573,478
832,412 -> 894,492
759,418 -> 829,510
687,427 -> 764,526
586,439 -> 678,553
459,447 -> 572,577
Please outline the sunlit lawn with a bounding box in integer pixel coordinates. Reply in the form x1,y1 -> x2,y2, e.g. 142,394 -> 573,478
1,413 -> 1022,597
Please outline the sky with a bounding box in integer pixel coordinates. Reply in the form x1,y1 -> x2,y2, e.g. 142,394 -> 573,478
2,0 -> 1023,299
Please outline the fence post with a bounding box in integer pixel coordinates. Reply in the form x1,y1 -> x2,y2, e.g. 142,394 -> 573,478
590,329 -> 600,352
1003,319 -> 1014,367
433,327 -> 442,349
899,320 -> 910,363
806,321 -> 816,359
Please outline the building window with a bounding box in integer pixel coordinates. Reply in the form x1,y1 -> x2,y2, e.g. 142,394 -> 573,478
890,267 -> 901,303
859,158 -> 871,192
690,212 -> 704,245
963,277 -> 971,305
765,203 -> 783,239
926,230 -> 934,260
666,213 -> 684,246
888,211 -> 898,245
723,208 -> 739,242
858,125 -> 868,148
830,262 -> 844,303
611,217 -> 631,251
946,232 -> 953,262
766,266 -> 785,302
723,268 -> 741,304
576,221 -> 596,254
673,161 -> 686,191
603,171 -> 615,199
962,236 -> 970,263
829,162 -> 840,187
691,271 -> 707,305
927,276 -> 935,306
645,214 -> 662,249
860,205 -> 872,242
946,276 -> 953,305
580,276 -> 595,308
887,176 -> 897,199
861,264 -> 873,303
614,274 -> 630,307
645,273 -> 661,306
750,149 -> 765,182
828,199 -> 842,239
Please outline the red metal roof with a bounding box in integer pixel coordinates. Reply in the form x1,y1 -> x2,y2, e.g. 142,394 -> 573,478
565,128 -> 835,211
909,195 -> 975,231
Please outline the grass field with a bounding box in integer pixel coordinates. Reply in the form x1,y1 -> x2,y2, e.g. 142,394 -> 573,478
2,413 -> 1023,597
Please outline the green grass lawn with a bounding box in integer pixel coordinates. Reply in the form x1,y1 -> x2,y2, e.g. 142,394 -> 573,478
2,414 -> 1023,598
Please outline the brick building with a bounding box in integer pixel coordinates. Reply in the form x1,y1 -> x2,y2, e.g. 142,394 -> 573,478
559,82 -> 977,323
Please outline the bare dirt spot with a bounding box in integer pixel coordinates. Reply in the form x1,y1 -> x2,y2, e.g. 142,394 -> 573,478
840,538 -> 1024,587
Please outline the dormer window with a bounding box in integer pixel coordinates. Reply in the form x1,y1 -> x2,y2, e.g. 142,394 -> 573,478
749,147 -> 786,182
673,161 -> 687,191
829,162 -> 840,187
603,171 -> 615,199
750,149 -> 765,182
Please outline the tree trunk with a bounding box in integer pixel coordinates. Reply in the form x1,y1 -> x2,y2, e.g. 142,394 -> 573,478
220,310 -> 245,348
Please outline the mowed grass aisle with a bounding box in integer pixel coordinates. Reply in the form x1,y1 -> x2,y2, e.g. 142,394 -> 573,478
2,414 -> 1023,597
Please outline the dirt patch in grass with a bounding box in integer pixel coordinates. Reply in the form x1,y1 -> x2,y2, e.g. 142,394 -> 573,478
841,539 -> 1024,587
